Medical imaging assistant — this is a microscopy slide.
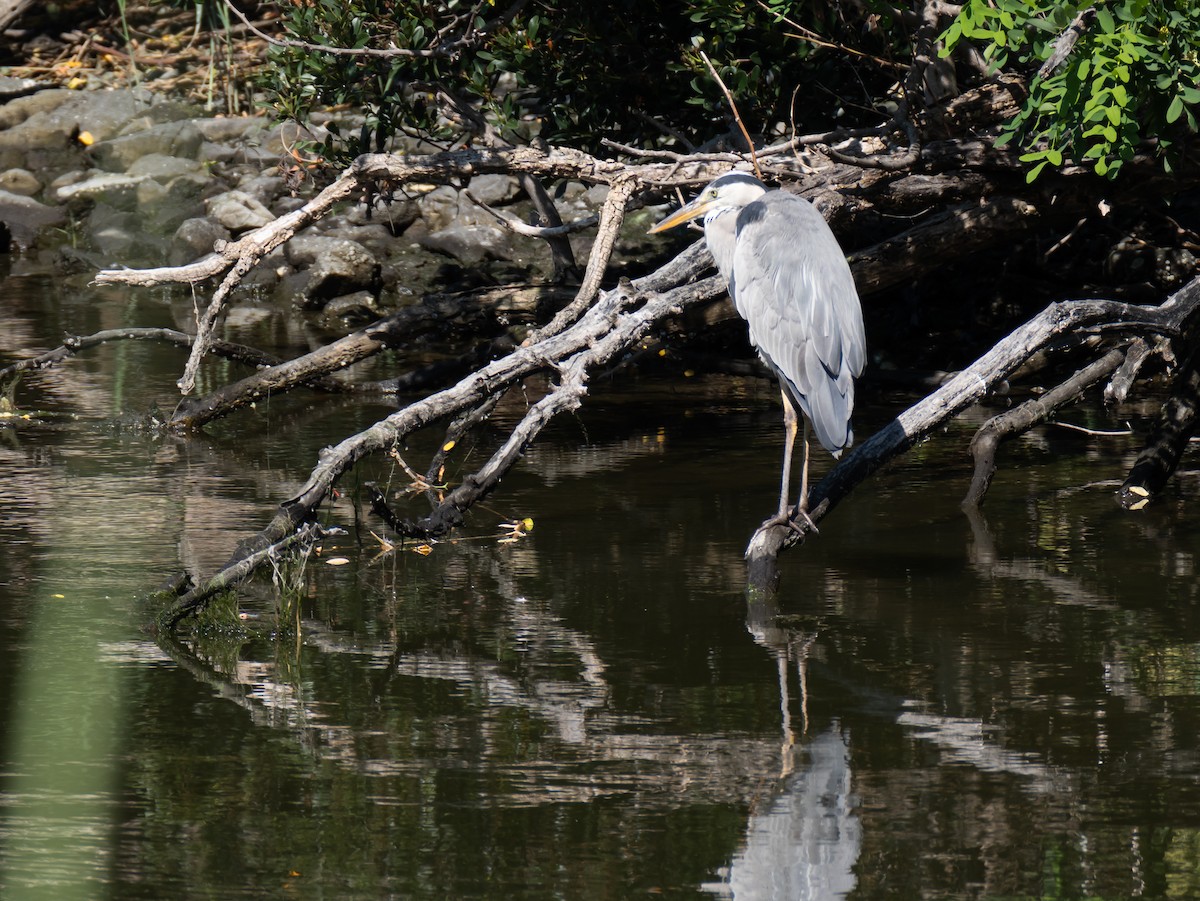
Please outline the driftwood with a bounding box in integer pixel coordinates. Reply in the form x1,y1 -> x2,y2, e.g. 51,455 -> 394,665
160,247 -> 724,625
68,117 -> 1200,622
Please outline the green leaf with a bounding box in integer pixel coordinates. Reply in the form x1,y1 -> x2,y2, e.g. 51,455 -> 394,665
1095,7 -> 1115,34
1168,94 -> 1185,123
1026,159 -> 1049,182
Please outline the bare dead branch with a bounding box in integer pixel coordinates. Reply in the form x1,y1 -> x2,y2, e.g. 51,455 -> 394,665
963,346 -> 1126,508
1104,336 -> 1154,404
526,178 -> 638,342
1120,331 -> 1200,509
161,248 -> 722,623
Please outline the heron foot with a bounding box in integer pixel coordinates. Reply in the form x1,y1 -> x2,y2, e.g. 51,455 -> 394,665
771,506 -> 819,535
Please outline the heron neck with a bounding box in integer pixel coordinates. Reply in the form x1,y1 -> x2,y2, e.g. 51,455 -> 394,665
703,207 -> 739,282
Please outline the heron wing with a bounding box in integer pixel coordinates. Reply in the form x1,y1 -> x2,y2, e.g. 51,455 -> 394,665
730,192 -> 866,454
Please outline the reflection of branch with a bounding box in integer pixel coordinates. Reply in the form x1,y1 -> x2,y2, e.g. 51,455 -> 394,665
0,327 -> 312,385
163,522 -> 323,627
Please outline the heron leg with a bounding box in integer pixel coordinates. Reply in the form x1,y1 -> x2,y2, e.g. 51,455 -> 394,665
778,389 -> 798,520
777,391 -> 818,533
798,418 -> 811,513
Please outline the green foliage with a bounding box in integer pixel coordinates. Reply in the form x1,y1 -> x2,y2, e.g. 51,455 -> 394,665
942,0 -> 1200,181
264,0 -> 905,164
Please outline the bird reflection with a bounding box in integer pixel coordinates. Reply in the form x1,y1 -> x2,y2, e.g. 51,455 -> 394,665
702,727 -> 861,900
703,592 -> 861,899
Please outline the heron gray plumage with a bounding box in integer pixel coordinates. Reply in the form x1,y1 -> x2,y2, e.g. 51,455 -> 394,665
649,172 -> 866,524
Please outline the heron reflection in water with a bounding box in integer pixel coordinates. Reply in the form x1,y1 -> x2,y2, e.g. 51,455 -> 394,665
650,174 -> 866,527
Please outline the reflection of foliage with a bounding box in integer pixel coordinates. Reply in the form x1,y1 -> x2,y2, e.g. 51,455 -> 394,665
1167,828 -> 1200,900
1128,643 -> 1200,696
942,1 -> 1200,180
264,0 -> 906,162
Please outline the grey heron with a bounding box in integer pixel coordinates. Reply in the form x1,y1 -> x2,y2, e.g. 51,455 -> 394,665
649,173 -> 866,526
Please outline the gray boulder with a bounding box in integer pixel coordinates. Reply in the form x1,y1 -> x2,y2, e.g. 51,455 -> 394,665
286,235 -> 381,307
205,189 -> 274,232
88,120 -> 205,172
417,224 -> 511,266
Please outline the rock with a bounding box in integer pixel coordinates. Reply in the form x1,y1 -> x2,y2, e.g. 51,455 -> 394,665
86,203 -> 166,262
582,184 -> 610,208
0,189 -> 65,247
88,120 -> 205,172
236,173 -> 286,206
0,89 -> 73,131
191,115 -> 271,143
417,185 -> 461,230
0,168 -> 41,197
340,198 -> 420,234
322,290 -> 380,324
205,189 -> 274,232
417,224 -> 511,266
467,173 -> 520,206
285,236 -> 380,307
126,152 -> 204,181
0,77 -> 50,103
169,217 -> 232,266
135,174 -> 212,231
0,88 -> 149,171
54,172 -> 149,209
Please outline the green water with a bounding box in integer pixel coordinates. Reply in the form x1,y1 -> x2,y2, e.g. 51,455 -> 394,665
4,274 -> 1200,899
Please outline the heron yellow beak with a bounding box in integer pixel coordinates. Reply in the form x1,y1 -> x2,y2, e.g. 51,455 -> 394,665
647,196 -> 712,234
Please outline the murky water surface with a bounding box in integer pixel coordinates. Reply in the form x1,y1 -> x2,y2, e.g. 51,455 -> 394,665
4,273 -> 1200,899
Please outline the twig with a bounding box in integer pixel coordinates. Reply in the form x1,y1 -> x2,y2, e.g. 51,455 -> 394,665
464,189 -> 599,237
963,347 -> 1126,508
755,1 -> 908,72
0,327 -> 294,383
698,50 -> 762,179
1048,420 -> 1132,437
1038,7 -> 1096,80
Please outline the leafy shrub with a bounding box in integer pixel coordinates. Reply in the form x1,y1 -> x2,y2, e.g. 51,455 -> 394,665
263,0 -> 904,163
942,0 -> 1200,180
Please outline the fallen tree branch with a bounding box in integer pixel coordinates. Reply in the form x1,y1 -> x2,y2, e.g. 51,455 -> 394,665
745,276 -> 1200,587
160,521 -> 323,628
161,247 -> 723,624
963,345 -> 1126,508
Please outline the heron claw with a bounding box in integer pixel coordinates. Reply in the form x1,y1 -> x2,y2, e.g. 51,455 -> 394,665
770,506 -> 818,536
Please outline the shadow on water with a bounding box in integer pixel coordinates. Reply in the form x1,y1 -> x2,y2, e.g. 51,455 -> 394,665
6,274 -> 1200,898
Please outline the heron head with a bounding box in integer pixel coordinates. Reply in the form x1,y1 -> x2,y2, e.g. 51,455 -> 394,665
647,172 -> 768,234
